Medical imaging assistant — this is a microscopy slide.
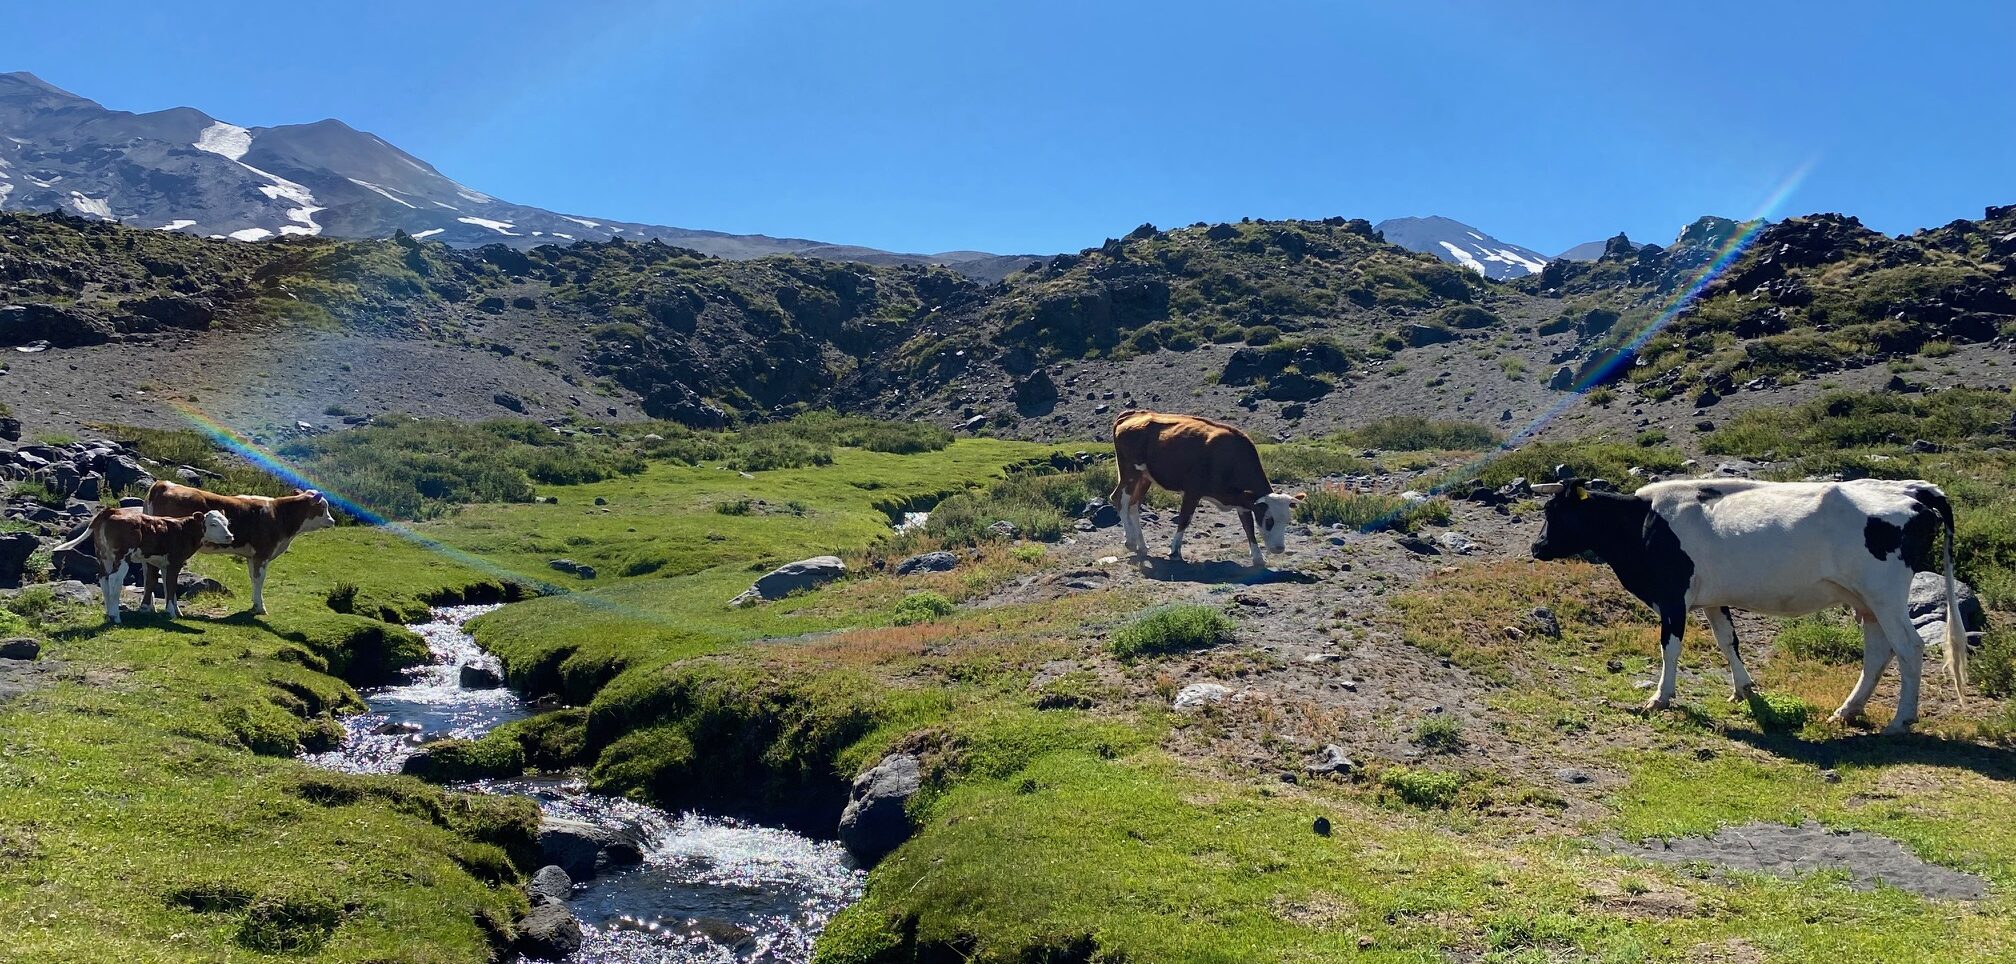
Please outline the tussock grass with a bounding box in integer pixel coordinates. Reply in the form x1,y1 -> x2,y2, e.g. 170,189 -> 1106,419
1293,485 -> 1451,533
1107,605 -> 1236,659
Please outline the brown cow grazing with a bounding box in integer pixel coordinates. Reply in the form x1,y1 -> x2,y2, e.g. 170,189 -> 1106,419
1110,410 -> 1304,567
143,482 -> 336,616
51,507 -> 234,624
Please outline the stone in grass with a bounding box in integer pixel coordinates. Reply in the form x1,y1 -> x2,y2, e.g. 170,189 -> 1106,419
838,753 -> 921,864
895,551 -> 957,576
729,555 -> 845,607
1172,682 -> 1233,710
1305,744 -> 1356,776
0,638 -> 38,660
548,558 -> 596,579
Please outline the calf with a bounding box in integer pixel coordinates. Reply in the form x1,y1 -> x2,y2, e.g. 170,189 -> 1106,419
143,481 -> 336,615
1530,476 -> 1966,733
51,507 -> 234,623
1110,410 -> 1303,567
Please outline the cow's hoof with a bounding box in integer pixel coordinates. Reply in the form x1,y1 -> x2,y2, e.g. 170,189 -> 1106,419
1881,720 -> 1916,735
138,603 -> 155,613
1828,707 -> 1864,726
250,607 -> 268,616
1641,697 -> 1672,713
1730,685 -> 1757,703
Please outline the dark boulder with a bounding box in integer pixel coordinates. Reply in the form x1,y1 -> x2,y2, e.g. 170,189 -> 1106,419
0,531 -> 38,588
1262,372 -> 1332,402
0,638 -> 38,660
895,551 -> 958,576
0,303 -> 113,347
643,383 -> 728,429
459,663 -> 505,689
513,903 -> 583,960
536,817 -> 648,880
1012,370 -> 1059,415
492,392 -> 525,413
837,753 -> 921,863
1403,323 -> 1459,347
120,294 -> 214,332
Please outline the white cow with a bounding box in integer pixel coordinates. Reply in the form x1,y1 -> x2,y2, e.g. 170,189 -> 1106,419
1530,476 -> 1966,733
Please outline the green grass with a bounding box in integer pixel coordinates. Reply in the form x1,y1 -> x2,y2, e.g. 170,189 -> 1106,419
1294,486 -> 1452,533
1106,605 -> 1237,659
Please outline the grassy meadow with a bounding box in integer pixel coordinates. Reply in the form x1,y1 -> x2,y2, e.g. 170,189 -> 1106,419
2,396 -> 2015,962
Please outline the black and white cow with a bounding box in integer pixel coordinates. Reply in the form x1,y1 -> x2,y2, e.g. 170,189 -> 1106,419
1529,476 -> 1966,733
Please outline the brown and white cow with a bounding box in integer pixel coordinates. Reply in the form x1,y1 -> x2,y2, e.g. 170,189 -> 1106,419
1110,409 -> 1304,567
143,481 -> 336,616
51,507 -> 234,623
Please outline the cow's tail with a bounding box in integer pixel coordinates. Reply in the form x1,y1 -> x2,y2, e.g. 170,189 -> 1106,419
1939,495 -> 1967,706
50,509 -> 105,554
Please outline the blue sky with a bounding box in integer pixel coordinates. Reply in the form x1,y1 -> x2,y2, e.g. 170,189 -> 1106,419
6,1 -> 2012,255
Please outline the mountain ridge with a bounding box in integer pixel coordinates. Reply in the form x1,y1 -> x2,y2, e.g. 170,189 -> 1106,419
1374,215 -> 1551,279
0,71 -> 1036,280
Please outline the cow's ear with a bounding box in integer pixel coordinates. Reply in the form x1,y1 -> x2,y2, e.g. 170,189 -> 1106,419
1293,491 -> 1306,502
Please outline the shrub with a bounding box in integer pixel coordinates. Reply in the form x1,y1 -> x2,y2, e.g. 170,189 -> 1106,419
892,592 -> 956,626
1635,429 -> 1668,447
1108,605 -> 1237,659
1258,441 -> 1370,482
1748,692 -> 1813,733
1414,715 -> 1464,752
1975,628 -> 2016,699
716,498 -> 755,516
1585,386 -> 1617,407
1243,325 -> 1282,345
1379,767 -> 1464,808
1294,487 -> 1451,533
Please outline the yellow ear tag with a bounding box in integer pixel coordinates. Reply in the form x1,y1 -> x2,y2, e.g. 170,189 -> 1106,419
1575,488 -> 1591,500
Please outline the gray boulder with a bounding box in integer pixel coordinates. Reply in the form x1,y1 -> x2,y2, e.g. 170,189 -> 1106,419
527,864 -> 573,906
513,902 -> 583,960
536,817 -> 648,880
729,555 -> 845,607
547,558 -> 596,579
895,551 -> 958,576
837,753 -> 922,863
1909,571 -> 1985,633
1548,365 -> 1577,390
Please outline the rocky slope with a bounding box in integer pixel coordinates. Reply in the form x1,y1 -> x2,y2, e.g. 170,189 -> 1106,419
0,72 -> 1031,280
1,200 -> 2011,446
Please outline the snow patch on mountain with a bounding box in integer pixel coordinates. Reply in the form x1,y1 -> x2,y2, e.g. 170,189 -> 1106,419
456,216 -> 517,235
228,227 -> 273,242
348,178 -> 417,208
192,122 -> 252,161
410,228 -> 445,239
560,216 -> 600,229
1375,216 -> 1552,280
1436,241 -> 1485,274
158,219 -> 196,230
67,192 -> 113,219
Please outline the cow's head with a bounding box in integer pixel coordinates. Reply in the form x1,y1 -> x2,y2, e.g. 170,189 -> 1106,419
1529,477 -> 1607,560
297,489 -> 336,532
1253,491 -> 1306,553
200,510 -> 235,546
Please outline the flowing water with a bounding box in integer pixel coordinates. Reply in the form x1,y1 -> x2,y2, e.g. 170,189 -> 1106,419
304,605 -> 864,963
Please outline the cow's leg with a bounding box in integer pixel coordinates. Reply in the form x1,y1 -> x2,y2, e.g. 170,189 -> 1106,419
139,562 -> 157,612
1876,607 -> 1924,734
163,560 -> 182,618
1704,607 -> 1756,702
103,560 -> 128,625
1121,474 -> 1152,555
1239,509 -> 1262,568
1647,604 -> 1686,711
1830,609 -> 1891,725
1168,492 -> 1201,563
249,557 -> 269,616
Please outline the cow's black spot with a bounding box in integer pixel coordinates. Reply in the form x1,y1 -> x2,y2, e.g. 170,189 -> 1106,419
1695,487 -> 1723,503
1721,607 -> 1738,652
1864,517 -> 1905,562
